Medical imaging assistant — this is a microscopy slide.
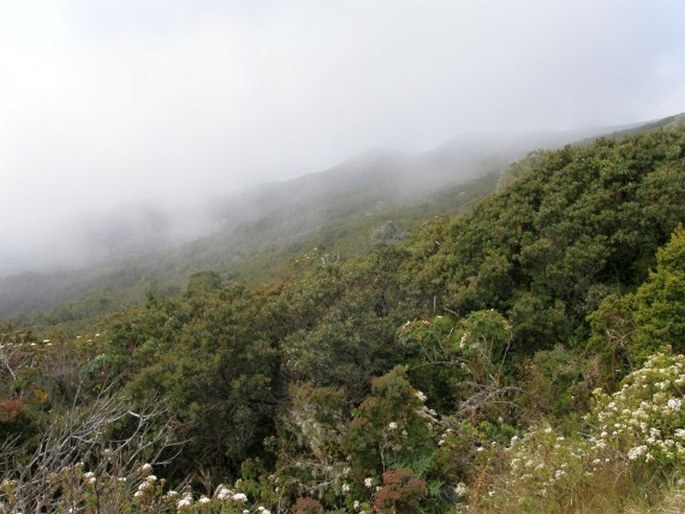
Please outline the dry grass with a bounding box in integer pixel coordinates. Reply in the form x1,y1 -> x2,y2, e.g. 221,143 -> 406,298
624,479 -> 685,514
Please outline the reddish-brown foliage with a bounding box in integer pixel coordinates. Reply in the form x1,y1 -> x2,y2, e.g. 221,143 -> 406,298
0,398 -> 23,422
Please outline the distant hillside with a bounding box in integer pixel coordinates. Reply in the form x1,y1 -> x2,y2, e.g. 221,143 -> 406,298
0,120 -> 673,325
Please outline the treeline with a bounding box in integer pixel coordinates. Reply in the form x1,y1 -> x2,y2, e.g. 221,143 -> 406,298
1,127 -> 685,512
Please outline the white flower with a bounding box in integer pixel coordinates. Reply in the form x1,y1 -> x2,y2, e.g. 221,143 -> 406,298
215,485 -> 231,500
198,496 -> 210,504
454,482 -> 468,496
342,483 -> 351,493
364,477 -> 374,488
388,421 -> 398,430
667,398 -> 682,411
415,390 -> 427,402
232,492 -> 248,503
628,445 -> 647,460
140,463 -> 153,474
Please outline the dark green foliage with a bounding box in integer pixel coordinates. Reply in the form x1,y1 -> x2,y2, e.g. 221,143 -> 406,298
276,247 -> 412,402
518,344 -> 589,422
398,310 -> 513,415
401,129 -> 685,354
184,270 -> 223,297
589,225 -> 685,367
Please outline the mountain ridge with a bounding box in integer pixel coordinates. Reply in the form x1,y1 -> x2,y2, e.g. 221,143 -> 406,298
1,116 -> 681,324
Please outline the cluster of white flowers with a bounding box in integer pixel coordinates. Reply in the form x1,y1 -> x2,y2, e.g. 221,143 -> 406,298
215,484 -> 231,500
134,473 -> 159,499
167,483 -> 251,510
176,492 -> 193,509
490,350 -> 685,509
627,445 -> 648,460
232,492 -> 248,502
589,350 -> 685,466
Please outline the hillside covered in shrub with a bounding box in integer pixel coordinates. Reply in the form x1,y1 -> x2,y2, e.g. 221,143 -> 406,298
2,126 -> 685,513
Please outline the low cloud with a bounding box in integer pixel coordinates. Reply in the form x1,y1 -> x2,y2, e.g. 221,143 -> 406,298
1,0 -> 684,273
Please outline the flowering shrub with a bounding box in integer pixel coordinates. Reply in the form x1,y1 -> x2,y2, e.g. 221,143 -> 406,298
587,349 -> 685,470
482,348 -> 685,511
0,463 -> 259,514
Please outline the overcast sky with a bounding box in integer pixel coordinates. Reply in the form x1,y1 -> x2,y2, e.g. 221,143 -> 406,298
1,0 -> 685,272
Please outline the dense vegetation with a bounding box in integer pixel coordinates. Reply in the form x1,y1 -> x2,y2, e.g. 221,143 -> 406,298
2,126 -> 685,512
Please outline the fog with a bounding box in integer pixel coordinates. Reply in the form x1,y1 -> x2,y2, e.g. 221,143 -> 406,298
1,0 -> 685,275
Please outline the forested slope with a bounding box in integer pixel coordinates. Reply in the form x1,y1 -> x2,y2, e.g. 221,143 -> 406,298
0,127 -> 613,324
1,127 -> 684,513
